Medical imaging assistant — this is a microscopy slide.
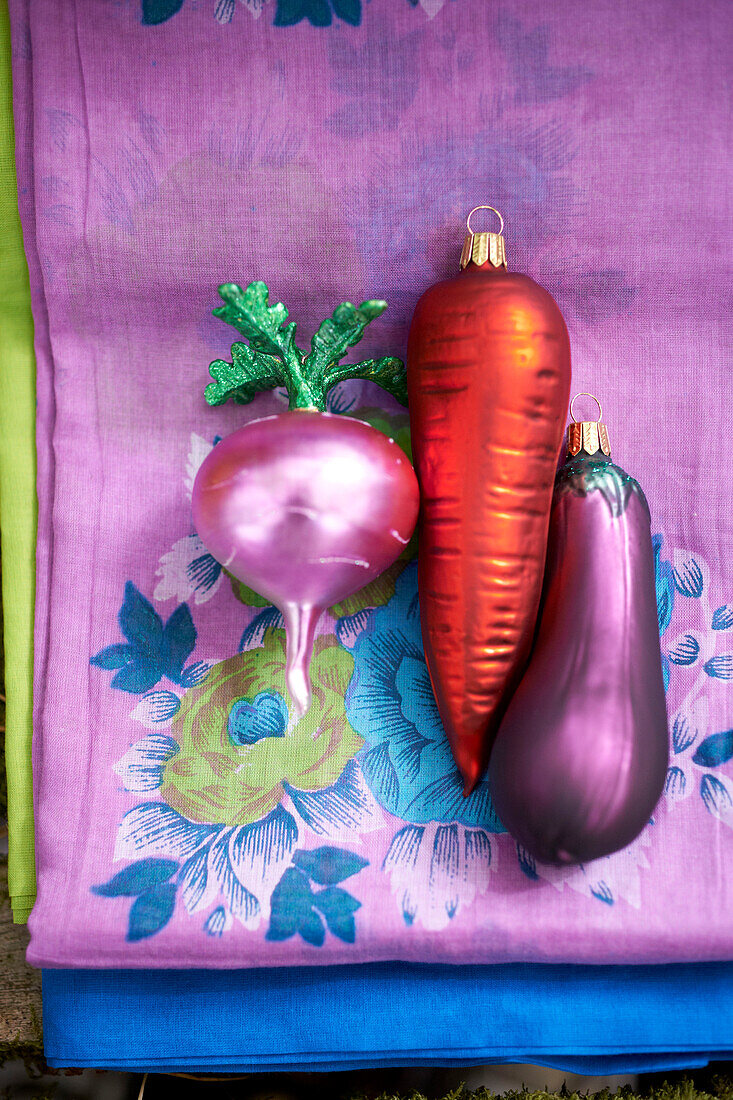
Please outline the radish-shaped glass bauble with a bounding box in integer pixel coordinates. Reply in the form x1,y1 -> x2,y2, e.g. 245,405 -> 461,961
488,395 -> 669,865
192,281 -> 419,716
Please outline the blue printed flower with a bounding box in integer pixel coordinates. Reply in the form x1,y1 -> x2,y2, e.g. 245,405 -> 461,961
103,629 -> 384,940
228,692 -> 289,746
344,563 -> 502,929
346,562 -> 504,832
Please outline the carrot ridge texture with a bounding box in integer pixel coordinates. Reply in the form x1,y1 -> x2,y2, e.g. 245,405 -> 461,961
407,262 -> 572,792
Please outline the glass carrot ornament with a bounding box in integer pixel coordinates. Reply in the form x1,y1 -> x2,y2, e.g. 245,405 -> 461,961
407,207 -> 572,792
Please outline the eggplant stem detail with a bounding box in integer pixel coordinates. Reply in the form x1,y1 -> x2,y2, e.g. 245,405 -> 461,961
205,280 -> 408,411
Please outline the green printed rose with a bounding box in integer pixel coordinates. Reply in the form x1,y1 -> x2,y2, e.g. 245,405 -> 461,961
160,630 -> 362,826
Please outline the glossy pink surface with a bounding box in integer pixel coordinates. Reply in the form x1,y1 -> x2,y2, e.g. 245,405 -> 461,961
192,410 -> 419,713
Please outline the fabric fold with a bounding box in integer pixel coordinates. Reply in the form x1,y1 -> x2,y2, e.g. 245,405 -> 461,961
41,962 -> 733,1073
0,0 -> 36,923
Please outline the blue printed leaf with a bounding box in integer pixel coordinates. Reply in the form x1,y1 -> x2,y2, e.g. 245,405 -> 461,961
292,846 -> 368,885
203,905 -> 231,937
178,661 -> 211,688
712,605 -> 733,631
590,880 -> 614,905
667,633 -> 700,666
274,0 -> 331,26
161,602 -> 196,680
516,844 -> 538,880
700,774 -> 733,823
111,658 -> 164,694
119,582 -> 164,651
141,0 -> 185,23
90,643 -> 134,670
657,585 -> 673,635
331,0 -> 361,24
671,714 -> 693,753
239,606 -> 284,651
266,868 -> 314,941
92,858 -> 178,897
665,766 -> 687,801
127,882 -> 177,941
704,655 -> 733,680
312,886 -> 360,942
335,608 -> 373,650
299,907 -> 326,946
673,557 -> 704,598
662,653 -> 670,692
692,730 -> 733,768
653,535 -> 674,636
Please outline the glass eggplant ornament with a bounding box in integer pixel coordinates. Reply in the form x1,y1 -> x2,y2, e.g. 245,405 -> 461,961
407,207 -> 572,793
192,281 -> 419,716
488,395 -> 669,865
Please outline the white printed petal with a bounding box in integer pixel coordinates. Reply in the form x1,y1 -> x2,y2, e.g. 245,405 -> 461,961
130,691 -> 181,729
241,0 -> 270,15
532,828 -> 653,909
154,535 -> 223,605
180,841 -> 219,914
285,761 -> 384,839
115,802 -> 215,861
700,774 -> 733,827
227,806 -> 298,917
382,822 -> 494,931
209,830 -> 261,928
185,433 -> 214,499
214,0 -> 235,21
113,734 -> 180,791
420,0 -> 445,15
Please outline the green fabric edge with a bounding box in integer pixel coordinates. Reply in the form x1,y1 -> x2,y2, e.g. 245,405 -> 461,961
0,0 -> 38,922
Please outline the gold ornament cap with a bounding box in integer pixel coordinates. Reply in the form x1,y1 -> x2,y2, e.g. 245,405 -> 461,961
460,205 -> 508,270
567,393 -> 611,457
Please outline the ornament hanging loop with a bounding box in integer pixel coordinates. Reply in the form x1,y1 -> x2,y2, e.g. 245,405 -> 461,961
568,392 -> 611,457
466,205 -> 505,236
570,392 -> 603,424
460,205 -> 507,271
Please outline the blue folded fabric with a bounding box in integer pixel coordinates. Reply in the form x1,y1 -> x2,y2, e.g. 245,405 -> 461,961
43,962 -> 733,1073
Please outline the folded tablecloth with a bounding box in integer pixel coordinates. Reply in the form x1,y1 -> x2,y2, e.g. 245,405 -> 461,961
0,0 -> 36,923
41,963 -> 733,1074
10,0 -> 733,970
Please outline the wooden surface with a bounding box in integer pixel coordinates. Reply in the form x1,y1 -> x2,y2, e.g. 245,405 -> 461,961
0,861 -> 42,1050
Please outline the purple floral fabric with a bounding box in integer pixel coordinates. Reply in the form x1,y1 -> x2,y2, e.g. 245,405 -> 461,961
10,0 -> 733,969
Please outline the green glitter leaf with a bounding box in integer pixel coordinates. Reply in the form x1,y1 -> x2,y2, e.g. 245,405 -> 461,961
325,355 -> 408,407
204,281 -> 407,412
214,282 -> 299,363
205,342 -> 284,407
307,300 -> 386,374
